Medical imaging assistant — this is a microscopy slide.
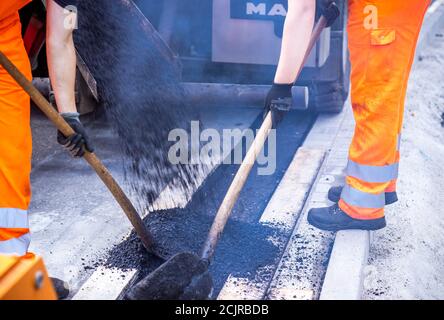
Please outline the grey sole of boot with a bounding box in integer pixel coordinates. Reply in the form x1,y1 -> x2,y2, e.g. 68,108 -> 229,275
307,214 -> 387,232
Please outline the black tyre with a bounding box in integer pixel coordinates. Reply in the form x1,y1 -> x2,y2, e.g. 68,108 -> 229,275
75,68 -> 100,115
310,0 -> 350,113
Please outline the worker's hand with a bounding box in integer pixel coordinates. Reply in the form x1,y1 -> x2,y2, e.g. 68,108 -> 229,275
57,113 -> 94,157
263,83 -> 293,128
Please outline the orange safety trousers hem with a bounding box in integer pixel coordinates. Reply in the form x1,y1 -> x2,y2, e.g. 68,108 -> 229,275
340,0 -> 431,220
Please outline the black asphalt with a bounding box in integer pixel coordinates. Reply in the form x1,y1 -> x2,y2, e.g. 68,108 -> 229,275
106,109 -> 317,298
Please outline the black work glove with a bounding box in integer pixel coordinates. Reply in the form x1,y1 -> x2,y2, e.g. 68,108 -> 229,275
57,112 -> 94,157
263,83 -> 293,129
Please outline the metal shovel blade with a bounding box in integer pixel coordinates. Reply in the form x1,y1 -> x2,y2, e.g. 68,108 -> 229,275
125,252 -> 213,300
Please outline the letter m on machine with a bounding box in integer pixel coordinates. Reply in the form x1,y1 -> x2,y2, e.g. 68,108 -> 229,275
230,0 -> 288,21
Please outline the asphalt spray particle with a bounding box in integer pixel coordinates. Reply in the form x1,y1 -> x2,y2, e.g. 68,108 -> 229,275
74,0 -> 209,212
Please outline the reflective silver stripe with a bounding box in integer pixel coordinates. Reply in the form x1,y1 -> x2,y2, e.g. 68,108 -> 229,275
0,233 -> 31,256
0,208 -> 29,229
341,184 -> 385,209
346,160 -> 399,183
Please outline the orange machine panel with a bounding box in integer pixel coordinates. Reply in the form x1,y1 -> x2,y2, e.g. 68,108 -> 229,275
0,254 -> 57,300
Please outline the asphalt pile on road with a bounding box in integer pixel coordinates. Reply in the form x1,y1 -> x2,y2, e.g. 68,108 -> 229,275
103,114 -> 308,295
74,0 -> 208,212
104,157 -> 280,296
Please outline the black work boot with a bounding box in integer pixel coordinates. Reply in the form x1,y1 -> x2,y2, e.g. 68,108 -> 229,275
50,277 -> 70,300
307,203 -> 386,231
327,186 -> 398,205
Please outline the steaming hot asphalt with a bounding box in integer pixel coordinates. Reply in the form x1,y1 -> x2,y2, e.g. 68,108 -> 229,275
106,109 -> 316,298
35,0 -> 317,297
28,99 -> 315,298
29,0 -> 317,295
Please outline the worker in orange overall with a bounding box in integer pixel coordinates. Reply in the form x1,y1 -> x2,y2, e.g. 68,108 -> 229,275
0,0 -> 92,298
308,0 -> 431,231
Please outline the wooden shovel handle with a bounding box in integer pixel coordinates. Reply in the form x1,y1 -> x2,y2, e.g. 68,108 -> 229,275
200,112 -> 273,260
0,51 -> 157,256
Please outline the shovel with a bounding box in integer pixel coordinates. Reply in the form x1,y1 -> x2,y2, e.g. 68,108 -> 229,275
0,51 -> 163,259
125,2 -> 341,300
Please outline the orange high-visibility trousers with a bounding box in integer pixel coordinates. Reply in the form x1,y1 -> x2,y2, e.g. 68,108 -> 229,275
339,0 -> 431,220
0,0 -> 32,256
